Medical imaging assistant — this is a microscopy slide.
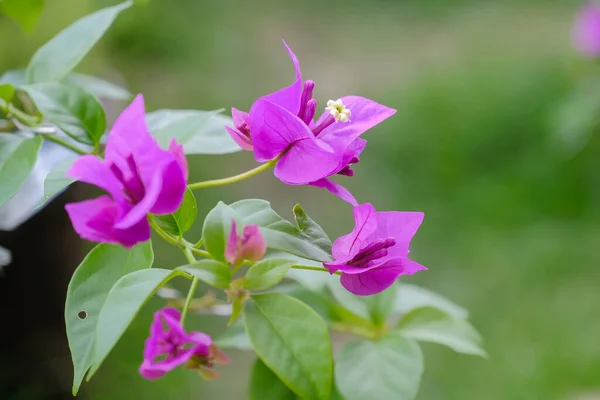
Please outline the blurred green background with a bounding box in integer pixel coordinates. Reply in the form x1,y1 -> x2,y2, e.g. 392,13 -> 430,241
2,0 -> 600,399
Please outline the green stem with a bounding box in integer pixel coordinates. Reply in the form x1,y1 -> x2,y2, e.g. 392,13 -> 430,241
40,133 -> 89,156
291,265 -> 340,275
5,103 -> 40,127
189,247 -> 210,258
148,218 -> 183,248
187,159 -> 276,190
181,247 -> 199,325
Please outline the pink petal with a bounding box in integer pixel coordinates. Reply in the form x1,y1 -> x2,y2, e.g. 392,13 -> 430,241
330,203 -> 378,260
231,107 -> 250,127
249,100 -> 313,162
105,94 -> 154,170
373,211 -> 424,257
65,196 -> 151,248
339,258 -> 426,296
258,40 -> 303,116
239,224 -> 267,262
168,139 -> 188,180
309,178 -> 358,205
274,138 -> 341,184
225,126 -> 253,151
67,155 -> 125,202
316,96 -> 396,148
225,220 -> 239,264
139,359 -> 167,380
574,2 -> 600,57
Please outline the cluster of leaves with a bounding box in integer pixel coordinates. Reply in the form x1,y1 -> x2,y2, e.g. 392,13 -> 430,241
0,2 -> 485,399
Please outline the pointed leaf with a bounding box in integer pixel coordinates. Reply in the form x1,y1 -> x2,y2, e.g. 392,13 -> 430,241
90,267 -> 185,379
397,306 -> 486,356
145,109 -> 240,155
250,358 -> 298,400
26,1 -> 132,83
244,293 -> 333,400
244,258 -> 295,291
151,187 -> 197,238
202,201 -> 240,262
24,82 -> 106,145
395,283 -> 468,319
176,259 -> 231,289
64,73 -> 131,100
65,242 -> 153,395
36,155 -> 77,208
1,0 -> 44,32
0,134 -> 42,208
335,334 -> 423,400
230,199 -> 332,262
292,204 -> 332,254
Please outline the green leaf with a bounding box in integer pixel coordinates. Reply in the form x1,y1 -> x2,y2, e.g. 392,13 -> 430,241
0,135 -> 42,208
26,1 -> 132,84
397,306 -> 486,356
395,283 -> 468,319
335,334 -> 423,400
244,258 -> 295,291
202,201 -> 240,262
176,260 -> 231,289
91,267 -> 185,379
65,242 -> 153,395
244,293 -> 333,400
24,82 -> 106,145
1,0 -> 44,32
228,294 -> 245,326
250,358 -> 298,400
64,73 -> 131,100
145,109 -> 241,155
292,204 -> 332,255
36,155 -> 77,208
151,188 -> 197,238
327,279 -> 370,320
0,84 -> 15,102
230,199 -> 332,262
215,319 -> 252,350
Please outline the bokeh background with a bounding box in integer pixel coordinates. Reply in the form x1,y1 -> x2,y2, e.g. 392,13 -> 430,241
1,0 -> 599,399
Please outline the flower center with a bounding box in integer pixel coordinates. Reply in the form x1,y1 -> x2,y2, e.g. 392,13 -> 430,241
325,99 -> 351,123
109,156 -> 146,204
348,238 -> 396,267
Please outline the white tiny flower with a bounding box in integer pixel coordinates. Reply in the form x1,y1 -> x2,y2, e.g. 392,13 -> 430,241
325,99 -> 351,123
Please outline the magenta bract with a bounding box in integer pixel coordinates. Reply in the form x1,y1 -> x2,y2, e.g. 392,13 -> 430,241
325,203 -> 427,295
65,95 -> 188,248
225,220 -> 266,265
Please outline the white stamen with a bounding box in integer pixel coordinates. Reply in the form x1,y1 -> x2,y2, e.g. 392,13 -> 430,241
325,99 -> 351,123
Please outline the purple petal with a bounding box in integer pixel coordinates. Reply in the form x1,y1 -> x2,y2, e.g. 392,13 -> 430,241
249,100 -> 313,162
574,2 -> 600,57
231,107 -> 250,127
274,138 -> 340,184
225,126 -> 253,151
309,178 -> 358,205
168,139 -> 188,180
105,94 -> 154,170
139,359 -> 167,380
374,211 -> 424,257
339,258 -> 426,296
330,203 -> 378,260
225,220 -> 239,264
316,96 -> 396,148
65,196 -> 151,248
239,224 -> 266,262
67,155 -> 125,202
258,40 -> 303,115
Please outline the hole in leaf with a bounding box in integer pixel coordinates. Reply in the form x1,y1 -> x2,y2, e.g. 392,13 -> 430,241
78,310 -> 87,320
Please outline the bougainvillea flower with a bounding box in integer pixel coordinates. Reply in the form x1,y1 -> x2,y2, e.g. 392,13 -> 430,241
573,2 -> 600,57
226,41 -> 396,201
225,220 -> 266,265
65,95 -> 187,248
324,203 -> 427,296
139,308 -> 229,380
